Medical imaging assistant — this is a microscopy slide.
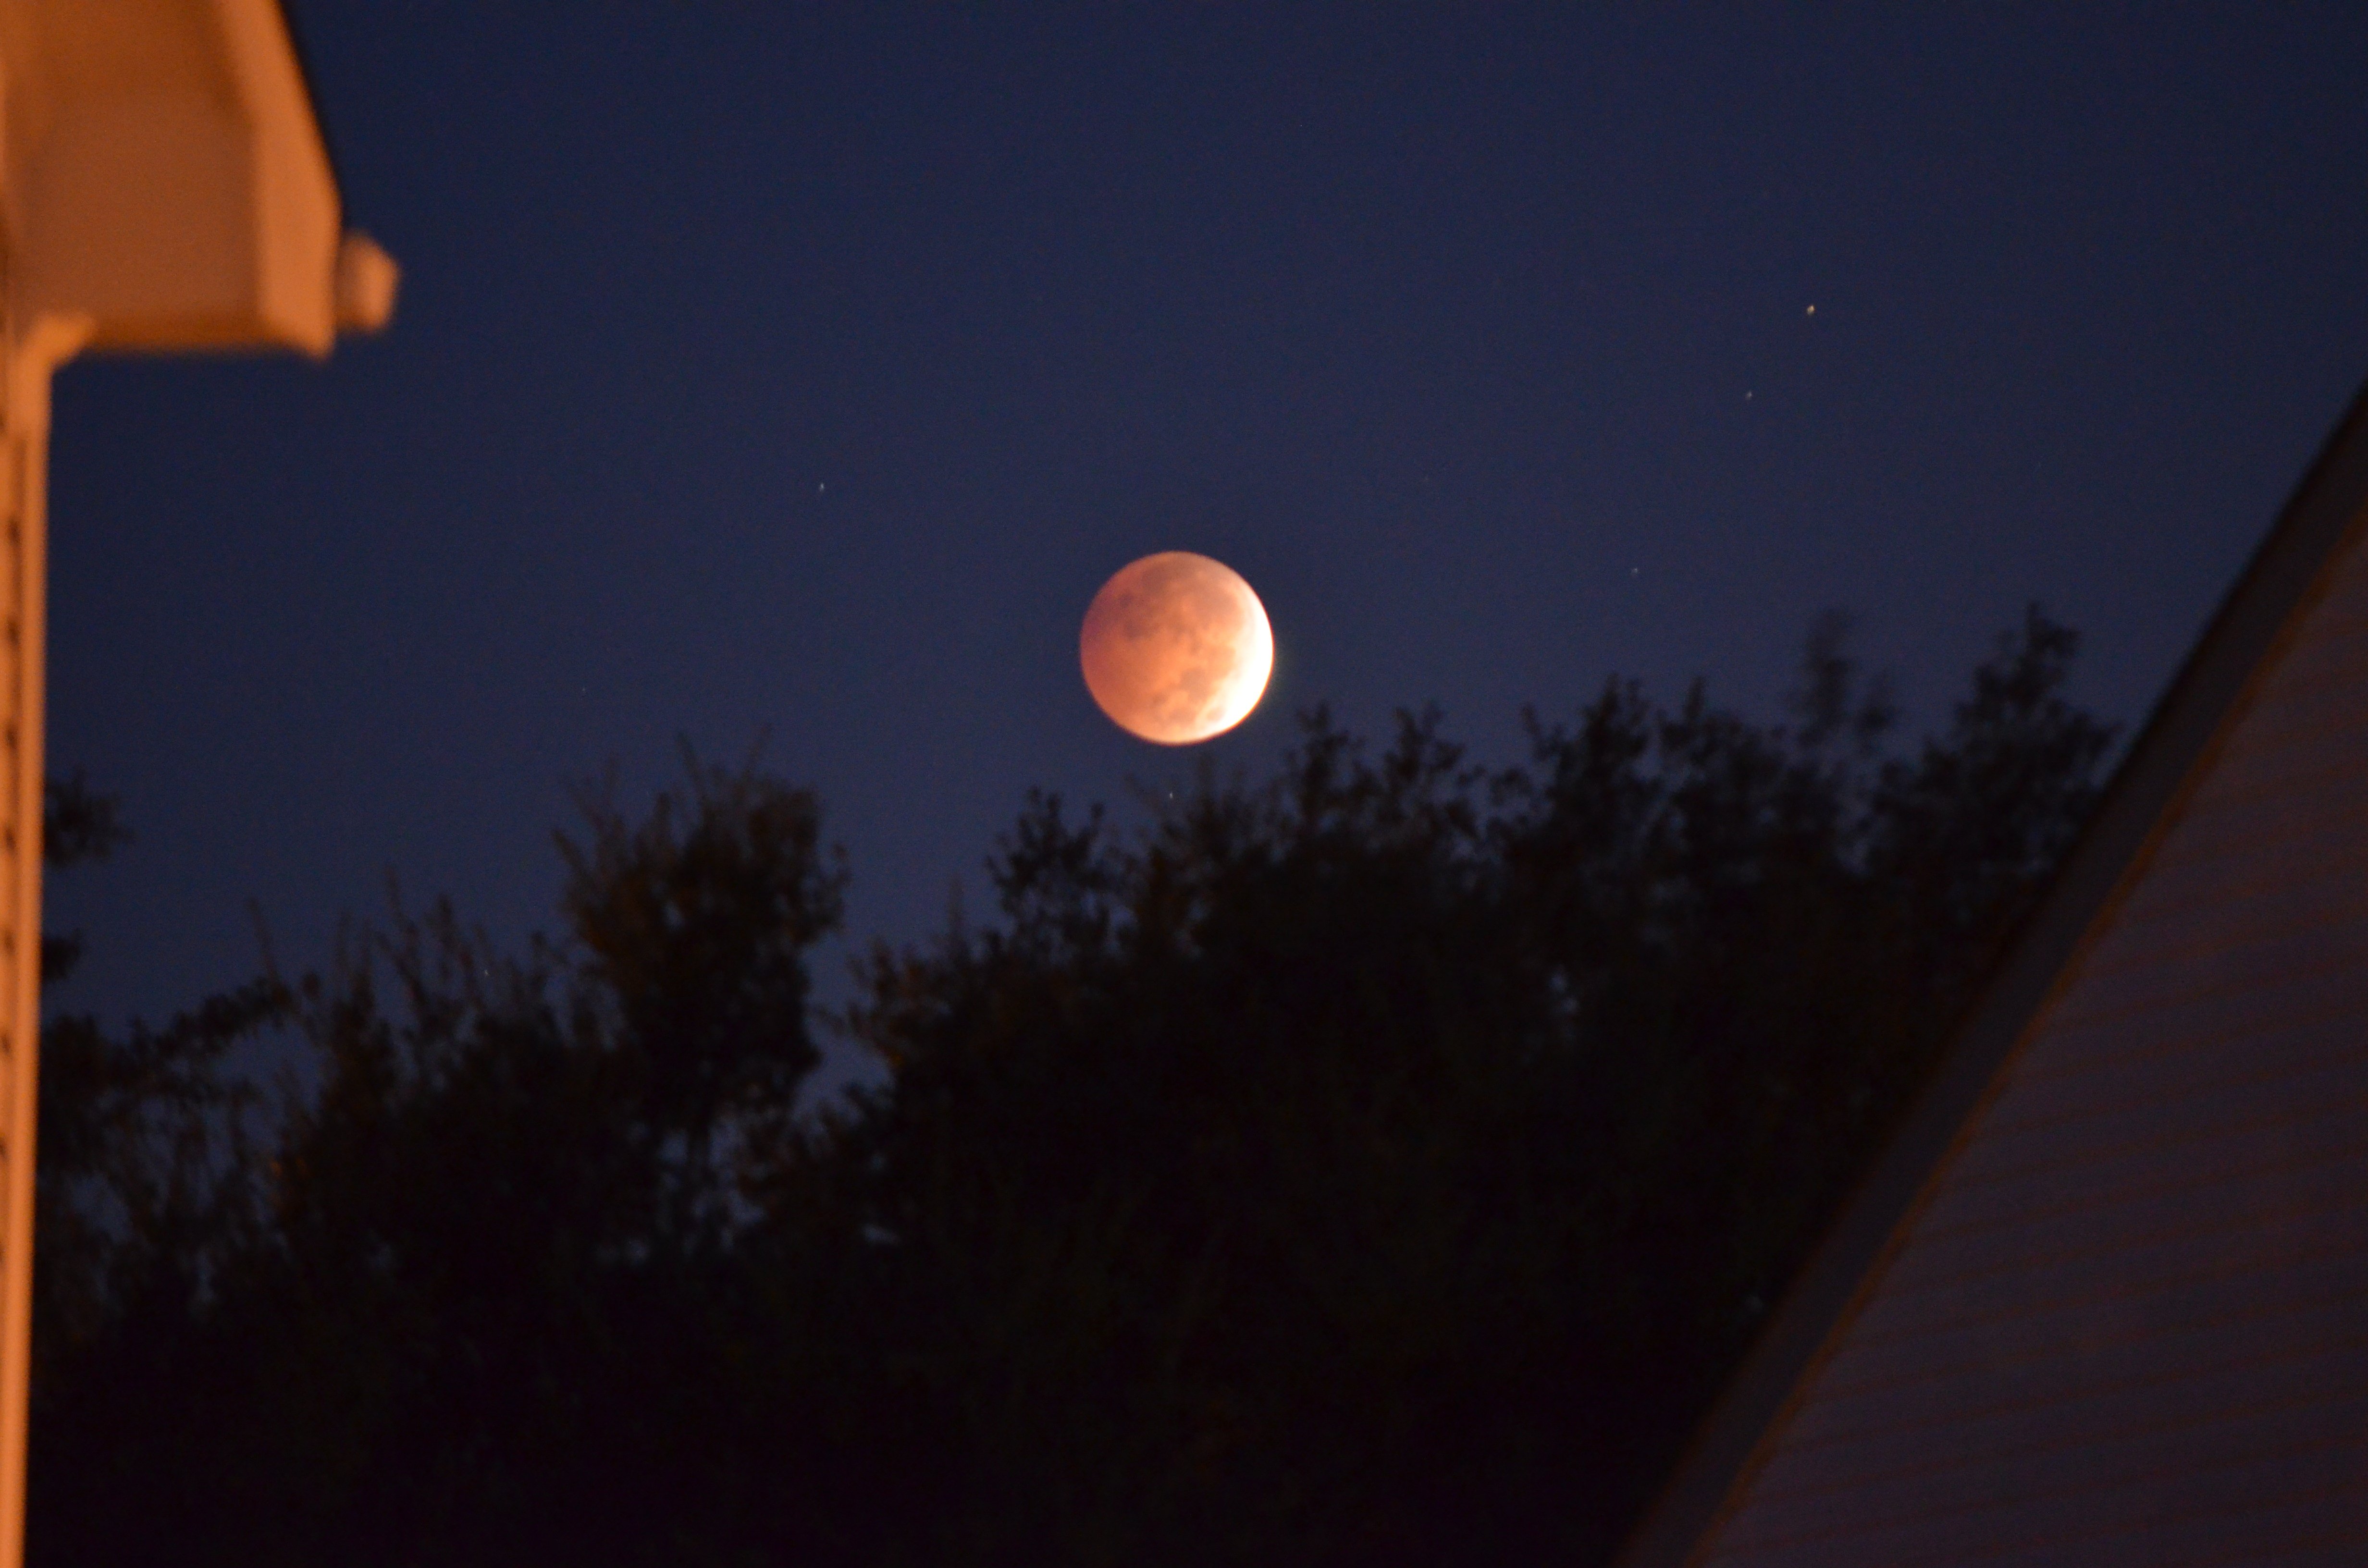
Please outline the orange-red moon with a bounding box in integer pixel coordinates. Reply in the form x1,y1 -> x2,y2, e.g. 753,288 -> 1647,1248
1080,552 -> 1273,744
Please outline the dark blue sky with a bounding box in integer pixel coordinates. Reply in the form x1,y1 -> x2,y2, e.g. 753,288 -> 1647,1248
41,4 -> 2368,1085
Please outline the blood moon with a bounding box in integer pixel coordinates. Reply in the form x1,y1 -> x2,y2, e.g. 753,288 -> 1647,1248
1080,552 -> 1273,744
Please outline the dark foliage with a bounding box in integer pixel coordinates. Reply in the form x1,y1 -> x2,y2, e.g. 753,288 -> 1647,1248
26,612 -> 2116,1566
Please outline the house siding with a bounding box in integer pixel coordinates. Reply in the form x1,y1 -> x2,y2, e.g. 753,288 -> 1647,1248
1690,521 -> 2368,1567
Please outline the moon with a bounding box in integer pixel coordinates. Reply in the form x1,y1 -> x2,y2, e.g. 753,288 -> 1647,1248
1080,552 -> 1274,745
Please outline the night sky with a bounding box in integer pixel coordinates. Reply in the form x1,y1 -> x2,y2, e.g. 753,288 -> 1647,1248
42,4 -> 2368,1094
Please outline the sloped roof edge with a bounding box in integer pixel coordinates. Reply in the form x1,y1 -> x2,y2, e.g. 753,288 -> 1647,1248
1613,374 -> 2368,1568
274,0 -> 345,196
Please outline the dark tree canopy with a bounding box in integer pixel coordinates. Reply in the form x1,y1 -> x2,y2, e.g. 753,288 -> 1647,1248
27,612 -> 2116,1567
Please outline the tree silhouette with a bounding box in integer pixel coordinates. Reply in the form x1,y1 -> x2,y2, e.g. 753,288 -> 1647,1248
26,611 -> 2116,1567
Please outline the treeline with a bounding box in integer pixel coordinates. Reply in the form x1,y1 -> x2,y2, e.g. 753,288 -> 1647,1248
28,611 -> 2116,1567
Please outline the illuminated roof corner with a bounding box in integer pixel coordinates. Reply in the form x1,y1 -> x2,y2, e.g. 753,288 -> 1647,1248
0,0 -> 395,366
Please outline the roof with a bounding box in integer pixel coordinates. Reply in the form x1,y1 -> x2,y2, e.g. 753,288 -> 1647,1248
271,0 -> 345,190
0,0 -> 391,362
1614,375 -> 2368,1568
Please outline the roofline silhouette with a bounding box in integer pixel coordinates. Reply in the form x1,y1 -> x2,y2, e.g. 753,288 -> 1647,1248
1614,372 -> 2368,1568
